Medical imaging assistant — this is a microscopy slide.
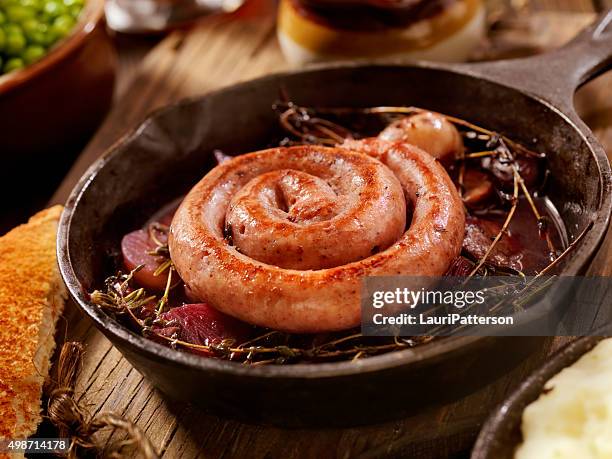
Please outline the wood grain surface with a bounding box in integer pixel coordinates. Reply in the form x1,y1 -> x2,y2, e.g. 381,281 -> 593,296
47,2 -> 612,458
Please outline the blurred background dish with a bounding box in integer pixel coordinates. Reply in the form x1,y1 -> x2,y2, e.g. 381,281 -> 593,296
277,0 -> 487,65
0,0 -> 116,156
471,336 -> 608,459
0,0 -> 116,231
105,0 -> 245,33
0,0 -> 86,75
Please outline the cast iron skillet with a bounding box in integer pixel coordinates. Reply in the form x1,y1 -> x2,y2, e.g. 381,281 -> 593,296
471,336 -> 607,459
58,12 -> 612,427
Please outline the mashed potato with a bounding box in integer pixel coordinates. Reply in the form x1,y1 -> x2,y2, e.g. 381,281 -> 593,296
515,338 -> 612,459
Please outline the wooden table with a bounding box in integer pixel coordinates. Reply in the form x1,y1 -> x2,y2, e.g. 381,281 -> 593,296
45,1 -> 612,458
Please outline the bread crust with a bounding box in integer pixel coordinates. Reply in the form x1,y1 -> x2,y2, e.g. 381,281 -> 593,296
0,206 -> 66,449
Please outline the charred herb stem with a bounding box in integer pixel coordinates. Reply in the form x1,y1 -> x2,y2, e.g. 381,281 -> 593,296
89,103 -> 577,365
156,267 -> 174,316
534,221 -> 593,278
465,150 -> 498,159
467,172 -> 519,278
514,166 -> 557,256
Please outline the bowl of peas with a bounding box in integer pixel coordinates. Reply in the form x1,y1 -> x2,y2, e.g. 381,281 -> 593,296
0,0 -> 116,158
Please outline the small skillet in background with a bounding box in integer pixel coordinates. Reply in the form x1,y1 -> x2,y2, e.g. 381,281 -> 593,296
58,12 -> 612,427
471,335 -> 607,459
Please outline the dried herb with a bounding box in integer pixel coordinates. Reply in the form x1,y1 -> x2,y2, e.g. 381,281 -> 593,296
89,265 -> 422,364
276,102 -> 567,274
467,172 -> 519,279
89,267 -> 156,316
88,103 -> 591,365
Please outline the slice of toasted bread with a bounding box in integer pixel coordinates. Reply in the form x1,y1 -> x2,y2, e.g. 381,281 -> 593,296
0,206 -> 66,449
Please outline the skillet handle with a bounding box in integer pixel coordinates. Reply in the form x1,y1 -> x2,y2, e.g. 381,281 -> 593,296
462,10 -> 612,112
560,9 -> 612,88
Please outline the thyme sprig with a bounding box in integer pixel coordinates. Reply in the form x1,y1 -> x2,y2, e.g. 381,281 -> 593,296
89,266 -> 156,315
276,103 -> 353,146
467,172 -> 519,279
90,266 -> 420,364
147,222 -> 172,275
465,150 -> 498,159
489,135 -> 557,256
88,104 -> 591,365
278,102 -> 562,271
156,266 -> 174,315
276,103 -> 544,159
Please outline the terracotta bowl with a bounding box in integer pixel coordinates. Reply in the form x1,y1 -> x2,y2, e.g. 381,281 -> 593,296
0,0 -> 117,158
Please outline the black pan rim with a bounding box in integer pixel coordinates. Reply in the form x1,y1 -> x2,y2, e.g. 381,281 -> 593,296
57,61 -> 612,380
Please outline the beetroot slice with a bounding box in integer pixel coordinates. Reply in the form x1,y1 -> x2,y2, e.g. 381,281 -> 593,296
121,204 -> 178,292
445,256 -> 475,276
463,216 -> 524,272
462,169 -> 494,208
155,303 -> 252,347
122,229 -> 170,291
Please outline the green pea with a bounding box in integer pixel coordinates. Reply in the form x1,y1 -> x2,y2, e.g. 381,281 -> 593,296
43,1 -> 66,18
4,23 -> 22,35
68,4 -> 82,18
5,5 -> 36,22
50,14 -> 73,38
21,0 -> 41,9
4,57 -> 24,73
21,18 -> 38,33
22,45 -> 45,64
0,0 -> 82,73
5,31 -> 25,55
21,19 -> 47,44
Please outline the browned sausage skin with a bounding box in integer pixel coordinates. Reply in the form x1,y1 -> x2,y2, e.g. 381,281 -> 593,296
169,143 -> 465,333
